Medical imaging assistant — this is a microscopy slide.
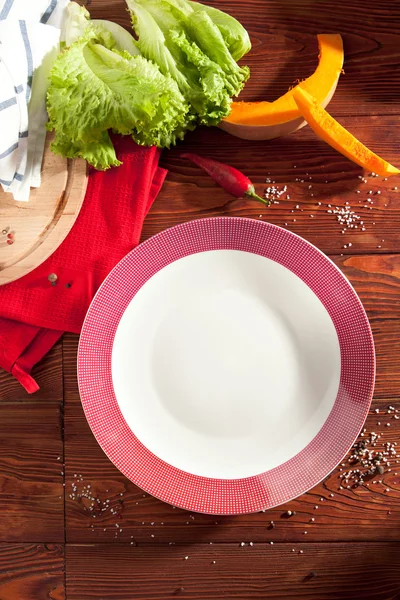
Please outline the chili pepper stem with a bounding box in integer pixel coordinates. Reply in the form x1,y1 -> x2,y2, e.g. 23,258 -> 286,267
245,187 -> 271,206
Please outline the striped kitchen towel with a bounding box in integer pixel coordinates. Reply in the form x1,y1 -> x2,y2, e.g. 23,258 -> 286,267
0,0 -> 68,28
0,0 -> 68,201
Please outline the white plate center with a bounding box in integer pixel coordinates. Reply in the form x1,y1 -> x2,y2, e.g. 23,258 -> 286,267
112,250 -> 341,479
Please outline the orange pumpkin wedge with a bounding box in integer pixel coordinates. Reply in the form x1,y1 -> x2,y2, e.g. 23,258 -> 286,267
293,87 -> 400,177
219,33 -> 344,141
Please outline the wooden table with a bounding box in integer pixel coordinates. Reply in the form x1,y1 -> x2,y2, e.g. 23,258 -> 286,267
0,1 -> 400,598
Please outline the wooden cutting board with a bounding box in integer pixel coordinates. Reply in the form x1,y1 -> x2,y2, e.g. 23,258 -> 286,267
0,135 -> 88,286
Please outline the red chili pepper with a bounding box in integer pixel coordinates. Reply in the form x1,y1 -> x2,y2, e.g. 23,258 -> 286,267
181,153 -> 270,206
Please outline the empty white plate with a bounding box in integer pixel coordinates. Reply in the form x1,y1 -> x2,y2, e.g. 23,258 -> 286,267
112,249 -> 341,480
78,217 -> 375,514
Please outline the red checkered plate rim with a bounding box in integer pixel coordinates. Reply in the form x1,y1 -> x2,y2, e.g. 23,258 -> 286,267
78,217 -> 375,515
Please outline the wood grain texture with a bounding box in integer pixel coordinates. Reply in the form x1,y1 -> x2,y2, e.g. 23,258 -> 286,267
0,339 -> 63,402
83,0 -> 400,117
66,542 -> 400,600
0,403 -> 64,542
64,385 -> 400,544
0,135 -> 87,286
0,2 -> 398,597
331,255 -> 400,399
146,120 -> 400,255
0,543 -> 64,600
64,0 -> 400,589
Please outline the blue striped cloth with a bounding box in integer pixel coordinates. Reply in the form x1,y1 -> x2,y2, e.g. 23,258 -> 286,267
0,0 -> 67,27
0,0 -> 68,201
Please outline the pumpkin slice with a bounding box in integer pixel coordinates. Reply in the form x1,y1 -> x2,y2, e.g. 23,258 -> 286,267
219,33 -> 344,141
293,87 -> 400,177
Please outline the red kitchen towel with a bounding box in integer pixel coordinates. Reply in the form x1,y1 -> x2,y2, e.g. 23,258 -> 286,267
0,136 -> 167,393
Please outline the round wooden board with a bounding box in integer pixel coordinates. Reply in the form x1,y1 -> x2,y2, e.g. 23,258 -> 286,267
0,135 -> 88,286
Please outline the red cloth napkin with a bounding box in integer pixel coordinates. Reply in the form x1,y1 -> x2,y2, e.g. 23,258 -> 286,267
0,136 -> 167,393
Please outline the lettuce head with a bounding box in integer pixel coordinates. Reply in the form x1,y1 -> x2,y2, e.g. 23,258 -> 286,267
127,0 -> 250,125
47,3 -> 190,168
46,0 -> 251,169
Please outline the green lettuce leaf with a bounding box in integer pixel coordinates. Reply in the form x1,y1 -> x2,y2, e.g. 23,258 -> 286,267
51,130 -> 121,171
187,1 -> 251,61
47,26 -> 190,168
61,2 -> 89,47
62,2 -> 140,56
48,0 -> 251,169
93,20 -> 141,56
127,0 -> 250,125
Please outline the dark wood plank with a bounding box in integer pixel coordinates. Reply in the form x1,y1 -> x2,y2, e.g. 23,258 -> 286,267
83,0 -> 400,117
0,403 -> 64,542
62,333 -> 79,405
333,255 -> 400,319
0,339 -> 63,402
66,542 -> 400,600
64,374 -> 400,543
331,255 -> 400,399
1,1 -> 399,597
0,543 -> 64,600
148,119 -> 400,256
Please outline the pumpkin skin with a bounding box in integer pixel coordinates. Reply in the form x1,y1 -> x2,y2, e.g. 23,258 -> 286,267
219,34 -> 344,141
293,87 -> 400,177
